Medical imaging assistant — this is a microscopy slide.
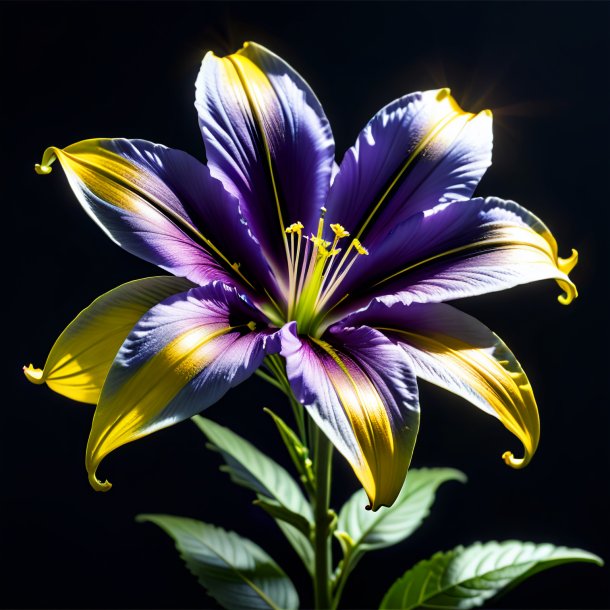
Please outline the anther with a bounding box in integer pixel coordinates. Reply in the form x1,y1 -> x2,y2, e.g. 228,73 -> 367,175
330,224 -> 350,239
247,321 -> 257,331
352,239 -> 369,256
286,221 -> 304,235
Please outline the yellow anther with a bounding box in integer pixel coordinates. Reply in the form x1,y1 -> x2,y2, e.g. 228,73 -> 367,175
231,262 -> 241,271
328,248 -> 341,256
330,223 -> 350,239
285,221 -> 304,235
352,239 -> 369,256
247,321 -> 257,331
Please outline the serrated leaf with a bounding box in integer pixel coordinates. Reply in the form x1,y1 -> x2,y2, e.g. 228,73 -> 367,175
193,416 -> 314,573
138,514 -> 299,610
380,540 -> 603,609
337,468 -> 466,553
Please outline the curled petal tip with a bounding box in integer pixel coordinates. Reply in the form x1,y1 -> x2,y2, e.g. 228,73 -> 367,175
557,278 -> 578,305
555,248 -> 578,305
34,147 -> 57,175
88,471 -> 112,492
23,364 -> 44,384
558,248 -> 579,275
481,108 -> 493,118
502,450 -> 528,469
34,163 -> 53,175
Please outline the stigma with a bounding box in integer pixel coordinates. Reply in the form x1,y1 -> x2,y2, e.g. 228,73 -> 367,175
284,208 -> 369,334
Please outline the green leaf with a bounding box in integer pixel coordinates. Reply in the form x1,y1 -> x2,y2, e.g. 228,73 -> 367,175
379,540 -> 603,609
192,415 -> 314,573
138,514 -> 299,610
254,498 -> 312,537
337,468 -> 466,553
264,408 -> 315,492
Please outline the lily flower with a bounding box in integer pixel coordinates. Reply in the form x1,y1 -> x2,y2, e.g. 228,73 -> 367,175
24,42 -> 577,510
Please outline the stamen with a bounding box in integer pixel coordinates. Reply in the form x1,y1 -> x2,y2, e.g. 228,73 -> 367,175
330,224 -> 350,239
314,238 -> 371,315
352,239 -> 369,256
247,321 -> 257,331
285,222 -> 304,235
283,207 -> 369,335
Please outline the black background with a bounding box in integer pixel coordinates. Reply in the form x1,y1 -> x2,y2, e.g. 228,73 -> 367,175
4,2 -> 609,608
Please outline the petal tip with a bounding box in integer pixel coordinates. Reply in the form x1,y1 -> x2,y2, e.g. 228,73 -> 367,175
34,163 -> 53,175
23,364 -> 44,384
558,248 -> 579,275
34,147 -> 57,175
502,450 -> 528,469
88,471 -> 112,492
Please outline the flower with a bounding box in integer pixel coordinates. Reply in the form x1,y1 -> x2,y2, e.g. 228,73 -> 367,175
24,42 -> 577,510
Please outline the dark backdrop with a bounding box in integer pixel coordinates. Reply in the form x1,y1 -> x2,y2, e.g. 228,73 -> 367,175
4,2 -> 609,608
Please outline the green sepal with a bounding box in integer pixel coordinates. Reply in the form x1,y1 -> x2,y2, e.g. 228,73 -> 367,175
379,540 -> 603,610
253,497 -> 312,538
137,514 -> 299,610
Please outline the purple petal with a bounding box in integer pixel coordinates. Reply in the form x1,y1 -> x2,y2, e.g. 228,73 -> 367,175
85,281 -> 280,491
43,139 -> 273,294
325,89 -> 492,246
324,197 -> 578,323
195,42 -> 335,288
281,322 -> 419,510
341,300 -> 540,469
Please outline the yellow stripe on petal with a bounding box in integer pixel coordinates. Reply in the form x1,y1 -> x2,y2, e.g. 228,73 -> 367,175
85,325 -> 232,491
355,89 -> 483,241
37,140 -> 255,289
372,207 -> 578,307
218,48 -> 288,235
385,327 -> 539,468
23,276 -> 193,404
312,338 -> 407,510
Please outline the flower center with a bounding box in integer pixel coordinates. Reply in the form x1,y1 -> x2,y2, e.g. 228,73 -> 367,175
284,207 -> 369,336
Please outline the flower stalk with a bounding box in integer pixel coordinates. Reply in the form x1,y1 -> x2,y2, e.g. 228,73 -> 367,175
312,426 -> 333,609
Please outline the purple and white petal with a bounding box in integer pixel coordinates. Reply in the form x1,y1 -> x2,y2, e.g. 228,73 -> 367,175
85,282 -> 281,491
41,139 -> 272,293
325,197 -> 578,323
342,300 -> 540,468
325,89 -> 492,245
281,323 -> 419,510
195,42 -> 335,289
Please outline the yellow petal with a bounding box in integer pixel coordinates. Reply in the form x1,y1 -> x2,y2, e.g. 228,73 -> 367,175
23,276 -> 194,403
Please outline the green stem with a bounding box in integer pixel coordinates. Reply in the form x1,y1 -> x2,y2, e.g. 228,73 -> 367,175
313,426 -> 333,609
254,368 -> 287,394
331,548 -> 357,610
